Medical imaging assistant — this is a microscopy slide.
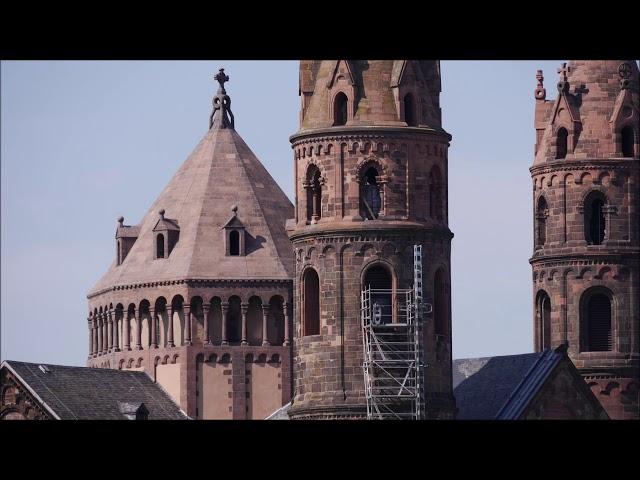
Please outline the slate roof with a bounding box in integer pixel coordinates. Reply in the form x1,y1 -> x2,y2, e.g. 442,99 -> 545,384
2,360 -> 188,420
452,346 -> 567,420
88,118 -> 294,296
265,401 -> 292,420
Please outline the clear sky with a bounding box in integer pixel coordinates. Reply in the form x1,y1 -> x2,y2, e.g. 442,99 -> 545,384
1,60 -> 570,366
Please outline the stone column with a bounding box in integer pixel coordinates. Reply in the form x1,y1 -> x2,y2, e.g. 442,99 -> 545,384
184,305 -> 192,346
107,310 -> 114,353
312,186 -> 320,222
262,305 -> 270,346
241,303 -> 249,346
221,302 -> 229,345
97,315 -> 104,355
135,310 -> 142,350
102,315 -> 108,354
114,313 -> 120,352
88,318 -> 93,358
150,308 -> 158,349
168,305 -> 175,348
124,311 -> 131,351
301,181 -> 310,225
203,304 -> 211,345
283,302 -> 291,346
92,319 -> 98,357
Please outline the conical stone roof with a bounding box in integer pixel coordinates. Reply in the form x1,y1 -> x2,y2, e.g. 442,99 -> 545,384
88,107 -> 294,297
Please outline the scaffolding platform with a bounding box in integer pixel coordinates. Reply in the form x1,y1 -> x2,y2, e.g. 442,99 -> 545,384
361,245 -> 427,420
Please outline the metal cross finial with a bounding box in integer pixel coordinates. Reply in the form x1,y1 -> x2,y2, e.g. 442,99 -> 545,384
557,62 -> 571,83
214,68 -> 229,92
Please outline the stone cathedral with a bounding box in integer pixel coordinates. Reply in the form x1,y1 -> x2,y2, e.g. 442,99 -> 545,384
1,60 -> 637,421
83,59 -> 639,420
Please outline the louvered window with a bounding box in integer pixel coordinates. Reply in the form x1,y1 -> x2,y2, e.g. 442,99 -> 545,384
586,294 -> 612,351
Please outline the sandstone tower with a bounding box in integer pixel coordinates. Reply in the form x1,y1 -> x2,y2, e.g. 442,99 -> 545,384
531,60 -> 640,419
86,70 -> 294,419
287,60 -> 455,419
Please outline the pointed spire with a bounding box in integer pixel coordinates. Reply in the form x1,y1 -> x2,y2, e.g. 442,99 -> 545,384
209,68 -> 235,130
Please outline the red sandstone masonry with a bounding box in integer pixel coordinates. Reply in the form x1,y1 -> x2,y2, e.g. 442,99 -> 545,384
531,60 -> 640,419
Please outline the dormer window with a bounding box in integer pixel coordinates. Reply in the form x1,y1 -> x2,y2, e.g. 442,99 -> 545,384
229,230 -> 240,256
156,234 -> 165,258
115,216 -> 139,266
223,206 -> 246,256
334,92 -> 348,126
404,93 -> 416,126
153,209 -> 180,260
556,128 -> 568,159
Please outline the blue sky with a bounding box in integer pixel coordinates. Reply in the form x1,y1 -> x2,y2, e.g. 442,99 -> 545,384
1,60 -> 571,365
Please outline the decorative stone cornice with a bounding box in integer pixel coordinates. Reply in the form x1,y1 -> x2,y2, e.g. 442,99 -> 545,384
529,254 -> 639,268
87,278 -> 293,299
289,224 -> 454,244
290,125 -> 451,146
530,158 -> 640,176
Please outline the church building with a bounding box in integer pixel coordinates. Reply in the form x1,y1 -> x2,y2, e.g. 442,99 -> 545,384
1,60 -> 638,420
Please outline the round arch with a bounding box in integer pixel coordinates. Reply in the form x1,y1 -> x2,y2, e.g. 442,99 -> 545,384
301,266 -> 320,336
579,286 -> 614,352
361,260 -> 397,324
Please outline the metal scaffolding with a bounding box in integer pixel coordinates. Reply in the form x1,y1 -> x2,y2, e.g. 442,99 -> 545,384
361,245 -> 428,420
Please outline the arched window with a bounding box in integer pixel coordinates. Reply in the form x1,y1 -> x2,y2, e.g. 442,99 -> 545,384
434,268 -> 448,337
584,192 -> 606,245
404,93 -> 416,126
363,264 -> 393,324
536,196 -> 548,247
306,166 -> 322,223
536,290 -> 551,350
556,128 -> 568,159
117,240 -> 122,265
156,234 -> 165,258
229,230 -> 240,256
334,92 -> 348,126
621,126 -> 634,157
429,166 -> 443,221
360,166 -> 382,219
582,292 -> 612,352
303,268 -> 320,336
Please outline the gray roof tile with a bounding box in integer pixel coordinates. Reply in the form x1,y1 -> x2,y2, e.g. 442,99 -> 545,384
4,361 -> 187,420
